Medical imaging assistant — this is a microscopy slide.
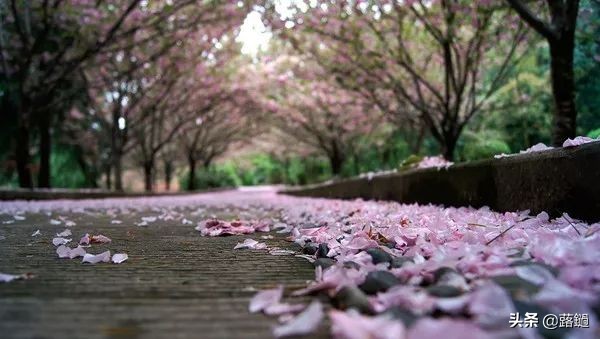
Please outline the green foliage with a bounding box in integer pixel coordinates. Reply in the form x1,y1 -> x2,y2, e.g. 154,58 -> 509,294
0,166 -> 18,188
342,132 -> 412,176
398,155 -> 424,170
50,144 -> 88,188
179,153 -> 334,190
587,128 -> 600,139
475,67 -> 553,152
180,166 -> 238,191
575,0 -> 600,135
458,131 -> 511,161
233,154 -> 331,186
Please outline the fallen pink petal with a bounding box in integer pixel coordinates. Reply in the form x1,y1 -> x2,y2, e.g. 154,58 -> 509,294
272,300 -> 324,338
563,136 -> 598,147
0,272 -> 19,283
0,272 -> 34,283
407,318 -> 493,339
330,310 -> 405,339
0,1 -> 597,332
249,286 -> 283,313
111,253 -> 128,264
234,238 -> 267,250
56,229 -> 72,237
79,234 -> 111,245
56,245 -> 87,259
52,237 -> 71,246
82,251 -> 111,264
264,303 -> 306,316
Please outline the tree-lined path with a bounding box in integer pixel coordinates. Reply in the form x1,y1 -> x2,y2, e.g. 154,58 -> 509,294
2,187 -> 599,338
0,189 -> 327,339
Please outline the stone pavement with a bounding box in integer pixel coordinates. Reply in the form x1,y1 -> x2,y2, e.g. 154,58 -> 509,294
0,197 -> 327,339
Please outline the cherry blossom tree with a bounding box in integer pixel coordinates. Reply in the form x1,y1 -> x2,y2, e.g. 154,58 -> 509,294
180,101 -> 257,191
262,55 -> 381,175
505,0 -> 581,145
179,60 -> 265,191
265,0 -> 530,160
0,0 -> 246,188
79,2 -> 248,191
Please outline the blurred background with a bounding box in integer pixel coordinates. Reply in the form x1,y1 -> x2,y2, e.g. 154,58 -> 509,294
0,0 -> 598,192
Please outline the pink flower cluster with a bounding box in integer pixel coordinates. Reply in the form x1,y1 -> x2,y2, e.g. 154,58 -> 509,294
2,187 -> 599,337
195,219 -> 271,236
233,192 -> 599,338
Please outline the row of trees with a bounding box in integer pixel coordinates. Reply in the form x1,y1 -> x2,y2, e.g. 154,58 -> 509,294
0,1 -> 597,190
1,0 -> 262,191
262,0 -> 586,160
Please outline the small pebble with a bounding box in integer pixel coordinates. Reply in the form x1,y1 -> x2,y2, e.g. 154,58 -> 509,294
359,270 -> 400,294
383,306 -> 417,327
426,285 -> 463,298
343,261 -> 360,270
302,243 -> 318,255
365,248 -> 392,265
316,243 -> 329,258
390,256 -> 413,268
333,286 -> 373,314
313,258 -> 336,269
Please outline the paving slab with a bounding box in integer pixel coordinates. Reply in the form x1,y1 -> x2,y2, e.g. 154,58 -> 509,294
0,201 -> 327,339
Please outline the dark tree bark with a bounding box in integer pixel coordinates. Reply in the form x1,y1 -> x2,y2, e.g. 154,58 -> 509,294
164,160 -> 173,191
438,128 -> 461,161
74,147 -> 98,188
110,106 -> 126,191
506,0 -> 579,145
440,136 -> 458,161
105,165 -> 112,190
37,114 -> 51,188
352,153 -> 360,175
113,152 -> 124,191
549,38 -> 577,145
187,156 -> 197,191
143,160 -> 154,192
328,144 -> 345,176
16,118 -> 33,188
411,126 -> 426,155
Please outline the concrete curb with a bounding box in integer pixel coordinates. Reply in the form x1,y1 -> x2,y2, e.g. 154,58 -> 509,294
282,142 -> 600,222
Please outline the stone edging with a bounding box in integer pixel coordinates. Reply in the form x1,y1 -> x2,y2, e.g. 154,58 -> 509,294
281,142 -> 600,223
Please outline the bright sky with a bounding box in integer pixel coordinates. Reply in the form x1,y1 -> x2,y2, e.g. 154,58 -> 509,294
236,10 -> 272,56
236,1 -> 308,56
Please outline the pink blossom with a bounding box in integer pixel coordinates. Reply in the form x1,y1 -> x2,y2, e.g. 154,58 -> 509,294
249,286 -> 283,313
563,136 -> 598,147
272,300 -> 324,338
329,310 -> 405,339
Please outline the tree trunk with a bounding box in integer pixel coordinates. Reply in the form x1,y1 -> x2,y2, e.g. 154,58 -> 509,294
111,109 -> 125,191
328,141 -> 345,176
143,160 -> 154,192
37,114 -> 51,188
440,133 -> 458,161
164,160 -> 173,191
113,154 -> 124,191
411,126 -> 426,154
549,40 -> 577,146
329,152 -> 344,176
504,0 -> 579,145
352,153 -> 360,175
187,156 -> 197,191
105,165 -> 112,190
16,114 -> 33,188
74,147 -> 97,188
